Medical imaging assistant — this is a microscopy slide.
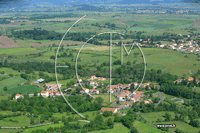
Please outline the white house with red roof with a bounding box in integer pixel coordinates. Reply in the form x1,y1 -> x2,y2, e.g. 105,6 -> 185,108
41,91 -> 49,97
82,88 -> 89,93
90,89 -> 99,94
76,78 -> 82,82
90,75 -> 97,80
98,77 -> 106,81
90,81 -> 95,85
144,99 -> 153,104
15,94 -> 22,99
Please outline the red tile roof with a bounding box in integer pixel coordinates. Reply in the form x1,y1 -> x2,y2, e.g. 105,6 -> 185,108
100,107 -> 118,113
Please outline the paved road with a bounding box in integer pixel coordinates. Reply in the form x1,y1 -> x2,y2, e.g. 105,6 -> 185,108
171,97 -> 184,104
112,100 -> 118,107
1,122 -> 54,129
155,91 -> 164,106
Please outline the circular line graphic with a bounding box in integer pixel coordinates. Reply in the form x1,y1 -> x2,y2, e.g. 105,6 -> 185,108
55,16 -> 146,120
55,15 -> 87,119
75,32 -> 147,101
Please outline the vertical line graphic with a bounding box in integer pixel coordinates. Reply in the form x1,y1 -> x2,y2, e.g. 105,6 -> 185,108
110,33 -> 112,102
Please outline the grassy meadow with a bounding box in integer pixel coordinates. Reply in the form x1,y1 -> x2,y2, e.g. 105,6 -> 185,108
0,76 -> 27,92
5,85 -> 42,94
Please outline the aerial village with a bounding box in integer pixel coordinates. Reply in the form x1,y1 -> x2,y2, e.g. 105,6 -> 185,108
118,36 -> 200,55
13,74 -> 200,114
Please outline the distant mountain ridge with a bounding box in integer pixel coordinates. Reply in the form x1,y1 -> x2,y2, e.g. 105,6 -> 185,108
31,0 -> 182,5
118,0 -> 182,4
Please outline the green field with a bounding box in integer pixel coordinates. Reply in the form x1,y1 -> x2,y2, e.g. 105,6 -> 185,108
0,129 -> 23,133
1,3 -> 200,132
193,87 -> 200,93
0,115 -> 31,127
24,123 -> 64,133
140,111 -> 176,123
134,120 -> 167,133
0,95 -> 10,101
5,85 -> 42,94
0,68 -> 21,76
1,45 -> 200,77
93,94 -> 117,106
90,123 -> 130,133
139,111 -> 199,133
57,47 -> 200,76
0,48 -> 37,55
156,121 -> 200,133
0,76 -> 27,92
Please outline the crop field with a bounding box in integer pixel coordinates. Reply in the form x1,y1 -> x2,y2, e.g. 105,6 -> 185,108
5,85 -> 42,94
0,76 -> 27,92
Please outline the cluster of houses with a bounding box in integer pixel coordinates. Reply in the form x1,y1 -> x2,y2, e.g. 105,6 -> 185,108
117,38 -> 200,55
14,82 -> 63,99
155,40 -> 200,54
81,88 -> 100,94
40,83 -> 62,97
107,82 -> 153,105
117,89 -> 145,103
108,82 -> 150,94
175,76 -> 199,84
74,75 -> 106,95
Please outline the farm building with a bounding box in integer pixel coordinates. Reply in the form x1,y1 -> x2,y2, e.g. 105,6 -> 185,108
100,107 -> 119,114
35,78 -> 44,84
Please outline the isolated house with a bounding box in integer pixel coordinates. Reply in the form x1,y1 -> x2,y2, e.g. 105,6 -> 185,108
144,99 -> 153,104
35,78 -> 44,84
15,94 -> 22,99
